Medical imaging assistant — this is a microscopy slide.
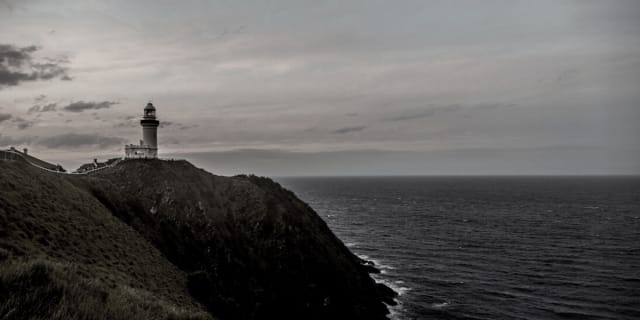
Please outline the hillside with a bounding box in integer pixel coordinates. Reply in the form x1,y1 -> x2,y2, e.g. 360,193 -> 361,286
0,159 -> 395,319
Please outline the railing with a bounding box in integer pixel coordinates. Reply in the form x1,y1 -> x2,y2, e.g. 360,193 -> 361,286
74,160 -> 122,174
1,150 -> 184,175
0,150 -> 120,175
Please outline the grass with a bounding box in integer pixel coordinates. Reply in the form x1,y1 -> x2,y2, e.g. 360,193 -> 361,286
0,258 -> 211,320
0,161 -> 212,319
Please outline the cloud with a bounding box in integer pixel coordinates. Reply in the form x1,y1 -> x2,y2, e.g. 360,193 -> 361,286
0,134 -> 31,147
159,121 -> 175,128
42,103 -> 57,112
36,133 -> 125,149
0,113 -> 11,123
159,121 -> 199,130
0,0 -> 20,12
168,144 -> 640,177
13,117 -> 34,130
28,103 -> 57,113
0,44 -> 71,88
382,103 -> 515,122
62,101 -> 118,112
179,124 -> 198,130
383,104 -> 462,122
332,125 -> 367,134
0,2 -> 637,175
0,113 -> 34,129
113,121 -> 136,128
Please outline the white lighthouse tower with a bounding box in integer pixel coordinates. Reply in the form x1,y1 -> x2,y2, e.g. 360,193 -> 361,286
125,102 -> 160,159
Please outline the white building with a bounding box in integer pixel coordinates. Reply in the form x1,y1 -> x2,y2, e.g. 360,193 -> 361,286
125,102 -> 160,159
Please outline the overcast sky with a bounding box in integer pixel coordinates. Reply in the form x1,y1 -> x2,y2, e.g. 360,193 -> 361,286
1,0 -> 639,175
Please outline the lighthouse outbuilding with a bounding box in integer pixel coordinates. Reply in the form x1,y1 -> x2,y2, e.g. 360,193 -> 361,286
125,102 -> 160,159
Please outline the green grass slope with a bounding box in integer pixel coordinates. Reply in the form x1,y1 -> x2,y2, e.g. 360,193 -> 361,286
0,161 -> 211,320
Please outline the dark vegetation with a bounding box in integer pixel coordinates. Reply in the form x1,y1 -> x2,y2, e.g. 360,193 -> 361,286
0,159 -> 395,319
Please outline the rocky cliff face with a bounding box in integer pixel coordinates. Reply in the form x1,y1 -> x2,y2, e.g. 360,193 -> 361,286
0,159 -> 395,319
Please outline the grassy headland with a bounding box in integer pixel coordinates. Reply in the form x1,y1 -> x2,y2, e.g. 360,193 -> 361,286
0,159 -> 394,319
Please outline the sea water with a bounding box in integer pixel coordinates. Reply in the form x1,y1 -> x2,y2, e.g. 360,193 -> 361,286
277,176 -> 640,320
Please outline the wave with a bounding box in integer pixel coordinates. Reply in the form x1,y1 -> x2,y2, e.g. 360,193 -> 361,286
373,275 -> 411,320
355,253 -> 397,271
431,301 -> 450,309
372,274 -> 412,297
354,252 -> 410,319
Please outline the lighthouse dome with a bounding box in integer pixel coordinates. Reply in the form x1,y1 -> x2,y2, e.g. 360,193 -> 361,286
143,102 -> 157,119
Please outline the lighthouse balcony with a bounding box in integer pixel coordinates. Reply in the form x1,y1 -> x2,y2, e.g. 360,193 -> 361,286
140,119 -> 160,126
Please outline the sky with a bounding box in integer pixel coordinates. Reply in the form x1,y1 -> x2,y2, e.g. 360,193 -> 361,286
1,0 -> 639,176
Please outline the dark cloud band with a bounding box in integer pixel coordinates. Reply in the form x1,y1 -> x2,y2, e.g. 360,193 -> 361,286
28,103 -> 57,113
0,113 -> 12,123
0,113 -> 33,129
0,44 -> 71,88
332,126 -> 367,134
62,101 -> 118,112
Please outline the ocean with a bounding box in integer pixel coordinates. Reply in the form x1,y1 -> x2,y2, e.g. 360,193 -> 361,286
276,176 -> 640,320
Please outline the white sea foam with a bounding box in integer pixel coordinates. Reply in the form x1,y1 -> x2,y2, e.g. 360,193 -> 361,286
376,276 -> 410,320
373,260 -> 397,270
354,253 -> 408,318
387,303 -> 405,320
431,301 -> 450,309
356,254 -> 397,271
372,274 -> 411,296
356,253 -> 370,260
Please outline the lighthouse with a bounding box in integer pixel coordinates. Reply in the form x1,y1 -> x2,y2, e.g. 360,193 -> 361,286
124,102 -> 160,159
141,102 -> 159,152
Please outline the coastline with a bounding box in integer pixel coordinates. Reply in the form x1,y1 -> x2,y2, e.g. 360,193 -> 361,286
355,250 -> 410,320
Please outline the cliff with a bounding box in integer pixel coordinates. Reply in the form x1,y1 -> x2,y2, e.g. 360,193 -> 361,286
0,159 -> 395,319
